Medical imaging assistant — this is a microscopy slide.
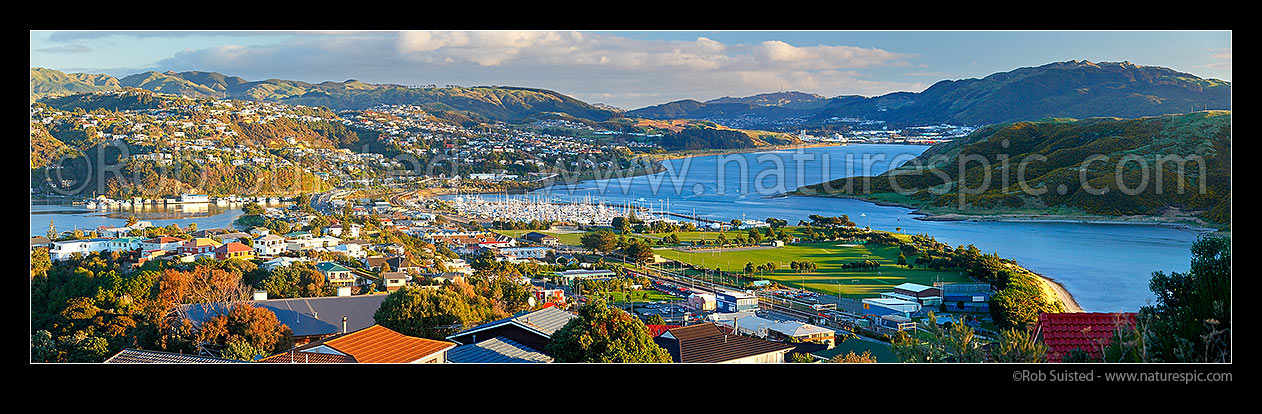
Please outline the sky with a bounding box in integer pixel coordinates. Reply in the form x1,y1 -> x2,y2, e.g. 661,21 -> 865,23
30,30 -> 1232,110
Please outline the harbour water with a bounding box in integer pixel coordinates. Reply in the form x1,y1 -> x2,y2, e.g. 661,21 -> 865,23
528,144 -> 1211,313
30,200 -> 292,237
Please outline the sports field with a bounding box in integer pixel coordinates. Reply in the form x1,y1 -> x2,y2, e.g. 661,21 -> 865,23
653,241 -> 972,298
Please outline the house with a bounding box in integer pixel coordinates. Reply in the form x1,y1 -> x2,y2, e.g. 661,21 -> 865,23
217,232 -> 253,244
261,256 -> 311,272
48,238 -> 113,261
104,349 -> 249,364
315,261 -> 356,288
142,236 -> 187,252
180,294 -> 389,345
498,246 -> 552,260
446,337 -> 553,363
385,256 -> 421,274
326,223 -> 361,238
445,306 -> 577,355
1034,312 -> 1138,362
180,238 -> 222,255
523,231 -> 560,246
192,228 -> 228,238
253,234 -> 286,256
652,323 -> 797,363
382,272 -> 408,291
361,256 -> 390,271
107,236 -> 144,252
327,243 -> 366,259
260,325 -> 455,363
31,236 -> 51,251
214,242 -> 256,261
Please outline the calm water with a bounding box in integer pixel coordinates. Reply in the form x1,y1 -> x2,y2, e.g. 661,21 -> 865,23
524,144 -> 1209,312
30,201 -> 292,236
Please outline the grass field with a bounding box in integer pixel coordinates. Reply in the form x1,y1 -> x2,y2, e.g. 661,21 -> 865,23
653,240 -> 971,298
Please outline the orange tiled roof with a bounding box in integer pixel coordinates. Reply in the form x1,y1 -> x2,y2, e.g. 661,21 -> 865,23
1036,312 -> 1137,362
324,325 -> 455,363
263,325 -> 456,363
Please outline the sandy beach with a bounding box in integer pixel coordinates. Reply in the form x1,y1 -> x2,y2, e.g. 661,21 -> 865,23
1035,272 -> 1084,313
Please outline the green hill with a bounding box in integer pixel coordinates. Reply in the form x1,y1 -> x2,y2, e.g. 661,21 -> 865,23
629,61 -> 1232,128
30,68 -> 121,100
795,111 -> 1232,224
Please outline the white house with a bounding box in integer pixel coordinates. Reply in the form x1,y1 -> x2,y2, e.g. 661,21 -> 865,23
49,239 -> 113,261
253,234 -> 287,256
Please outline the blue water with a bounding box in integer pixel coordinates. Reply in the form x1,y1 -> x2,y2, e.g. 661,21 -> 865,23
524,144 -> 1209,312
30,202 -> 289,237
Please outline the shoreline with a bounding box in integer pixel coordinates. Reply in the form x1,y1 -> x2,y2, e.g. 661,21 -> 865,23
792,193 -> 1224,233
1031,271 -> 1085,313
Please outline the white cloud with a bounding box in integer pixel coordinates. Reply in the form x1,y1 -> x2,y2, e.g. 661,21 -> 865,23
120,31 -> 922,108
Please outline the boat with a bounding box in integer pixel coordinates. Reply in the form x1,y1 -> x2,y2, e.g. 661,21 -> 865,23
215,198 -> 229,206
84,201 -> 96,209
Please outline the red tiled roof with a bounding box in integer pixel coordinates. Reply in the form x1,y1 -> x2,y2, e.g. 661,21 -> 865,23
1036,312 -> 1137,362
646,324 -> 681,337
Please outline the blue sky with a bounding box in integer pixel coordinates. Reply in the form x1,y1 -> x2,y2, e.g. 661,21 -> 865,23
30,30 -> 1231,110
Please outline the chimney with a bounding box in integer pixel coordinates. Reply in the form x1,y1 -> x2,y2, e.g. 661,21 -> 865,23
342,316 -> 347,334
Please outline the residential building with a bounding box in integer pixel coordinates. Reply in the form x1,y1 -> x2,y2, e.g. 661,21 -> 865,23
445,306 -> 577,355
142,236 -> 187,252
180,238 -> 222,255
1034,312 -> 1138,362
214,242 -> 256,261
446,337 -> 553,363
382,272 -> 408,291
49,238 -> 112,261
104,349 -> 249,364
181,294 -> 388,345
253,234 -> 286,256
315,261 -> 356,288
260,325 -> 456,363
523,231 -> 560,246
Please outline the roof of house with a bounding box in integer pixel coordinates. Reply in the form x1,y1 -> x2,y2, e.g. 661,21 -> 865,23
144,236 -> 187,244
183,238 -> 222,248
104,348 -> 248,364
654,323 -> 796,363
215,242 -> 253,253
180,294 -> 388,338
31,236 -> 51,245
381,271 -> 407,281
314,261 -> 352,273
447,306 -> 577,344
447,337 -> 554,363
1036,312 -> 1138,362
646,324 -> 681,337
259,325 -> 455,363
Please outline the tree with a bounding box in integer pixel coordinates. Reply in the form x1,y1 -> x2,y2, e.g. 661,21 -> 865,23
126,215 -> 138,227
787,352 -> 817,363
891,313 -> 983,363
830,350 -> 877,363
373,285 -> 488,340
646,313 -> 666,325
47,219 -> 57,240
612,216 -> 630,234
580,230 -> 618,254
992,328 -> 1047,363
1136,235 -> 1231,362
622,239 -> 656,267
194,303 -> 294,356
545,297 -> 672,363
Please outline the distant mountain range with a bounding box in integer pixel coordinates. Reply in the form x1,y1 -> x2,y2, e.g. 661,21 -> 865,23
32,60 -> 1231,128
31,67 -> 619,124
629,61 -> 1231,127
